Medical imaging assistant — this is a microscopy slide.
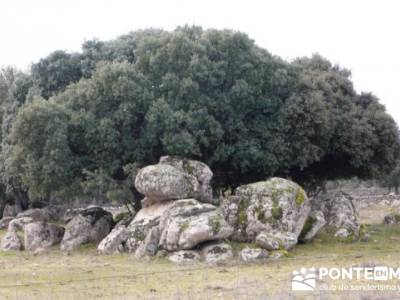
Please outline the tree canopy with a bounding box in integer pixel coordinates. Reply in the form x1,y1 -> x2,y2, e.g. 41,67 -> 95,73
0,26 -> 398,206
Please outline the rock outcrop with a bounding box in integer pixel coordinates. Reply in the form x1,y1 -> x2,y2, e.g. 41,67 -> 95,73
97,226 -> 130,254
200,242 -> 233,264
0,217 -> 14,229
298,210 -> 326,242
97,159 -> 339,262
159,156 -> 213,203
166,243 -> 235,264
0,230 -> 23,251
125,201 -> 173,254
63,208 -> 84,223
16,209 -> 51,223
158,199 -> 232,251
135,164 -> 198,204
239,247 -> 269,262
135,227 -> 161,258
300,191 -> 360,241
24,222 -> 65,251
61,207 -> 113,251
255,231 -> 297,250
8,217 -> 35,231
98,157 -> 232,259
135,156 -> 214,205
14,205 -> 64,223
221,177 -> 310,250
168,250 -> 201,264
383,212 -> 400,225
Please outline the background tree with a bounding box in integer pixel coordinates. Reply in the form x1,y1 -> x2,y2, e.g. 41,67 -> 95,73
30,51 -> 83,99
382,161 -> 400,194
10,98 -> 74,200
0,67 -> 32,216
2,26 -> 399,209
286,56 -> 400,193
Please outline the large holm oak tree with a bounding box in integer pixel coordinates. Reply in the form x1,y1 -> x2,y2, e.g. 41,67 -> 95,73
2,26 -> 399,205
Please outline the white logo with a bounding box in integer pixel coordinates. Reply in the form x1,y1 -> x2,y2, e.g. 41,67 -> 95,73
291,266 -> 400,292
374,266 -> 389,281
292,267 -> 317,291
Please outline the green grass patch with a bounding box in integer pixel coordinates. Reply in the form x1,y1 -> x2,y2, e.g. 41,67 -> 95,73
0,250 -> 20,258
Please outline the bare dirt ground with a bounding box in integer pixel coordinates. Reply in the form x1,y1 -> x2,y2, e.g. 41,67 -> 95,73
1,201 -> 400,300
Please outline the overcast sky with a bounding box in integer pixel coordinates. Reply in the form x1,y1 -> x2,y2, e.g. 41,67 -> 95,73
1,0 -> 399,124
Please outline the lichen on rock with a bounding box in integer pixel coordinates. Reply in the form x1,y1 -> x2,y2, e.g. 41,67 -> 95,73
301,191 -> 361,242
134,156 -> 214,204
158,199 -> 233,251
221,177 -> 310,244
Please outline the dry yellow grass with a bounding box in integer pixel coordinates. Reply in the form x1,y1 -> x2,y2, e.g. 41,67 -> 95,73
0,223 -> 400,299
358,203 -> 393,225
1,203 -> 400,299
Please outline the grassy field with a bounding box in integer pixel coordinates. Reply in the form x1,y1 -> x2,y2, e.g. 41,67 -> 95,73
1,213 -> 400,299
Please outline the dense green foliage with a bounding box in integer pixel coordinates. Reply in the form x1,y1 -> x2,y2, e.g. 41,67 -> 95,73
0,26 -> 399,208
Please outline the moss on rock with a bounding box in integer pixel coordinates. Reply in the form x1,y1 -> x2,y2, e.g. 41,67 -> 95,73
298,216 -> 316,241
208,217 -> 222,235
255,206 -> 267,224
238,211 -> 247,226
295,188 -> 306,205
179,221 -> 190,232
271,206 -> 283,220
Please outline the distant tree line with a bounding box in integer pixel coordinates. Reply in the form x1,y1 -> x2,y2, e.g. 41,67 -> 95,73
381,162 -> 400,194
0,26 -> 399,212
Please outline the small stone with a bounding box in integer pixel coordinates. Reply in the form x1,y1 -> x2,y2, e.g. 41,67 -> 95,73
201,242 -> 233,264
239,247 -> 268,262
255,231 -> 297,251
334,228 -> 350,239
156,249 -> 168,258
269,250 -> 289,260
33,247 -> 48,256
0,230 -> 23,251
361,233 -> 371,242
168,250 -> 201,264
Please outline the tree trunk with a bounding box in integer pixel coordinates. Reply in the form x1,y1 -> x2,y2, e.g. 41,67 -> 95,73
0,198 -> 5,219
14,191 -> 29,211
